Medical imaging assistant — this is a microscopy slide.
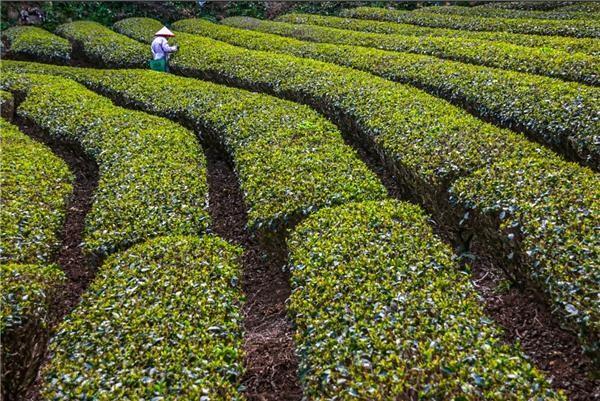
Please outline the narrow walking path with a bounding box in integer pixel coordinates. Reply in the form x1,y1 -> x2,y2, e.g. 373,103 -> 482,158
203,145 -> 303,400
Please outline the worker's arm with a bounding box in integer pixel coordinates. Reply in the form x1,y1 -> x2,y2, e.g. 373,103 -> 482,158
161,39 -> 178,53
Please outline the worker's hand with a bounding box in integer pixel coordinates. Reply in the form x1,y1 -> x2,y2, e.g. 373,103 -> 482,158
173,46 -> 179,52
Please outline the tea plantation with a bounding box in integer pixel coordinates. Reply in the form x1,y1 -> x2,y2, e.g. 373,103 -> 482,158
1,3 -> 598,400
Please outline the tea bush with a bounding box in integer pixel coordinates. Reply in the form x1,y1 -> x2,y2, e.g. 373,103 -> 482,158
0,118 -> 73,264
2,26 -> 71,62
216,17 -> 599,168
341,6 -> 600,38
178,18 -> 600,86
56,20 -> 146,67
276,13 -> 600,56
2,58 -> 386,233
415,5 -> 597,20
0,72 -> 210,255
288,200 -> 564,400
40,235 -> 245,400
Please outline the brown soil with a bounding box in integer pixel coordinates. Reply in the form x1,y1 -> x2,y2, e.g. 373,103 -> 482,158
203,145 -> 303,401
12,116 -> 99,401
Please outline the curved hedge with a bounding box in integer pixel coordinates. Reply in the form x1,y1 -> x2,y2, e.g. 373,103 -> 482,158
288,200 -> 563,400
2,26 -> 71,63
108,18 -> 600,353
40,235 -> 245,400
341,6 -> 600,38
415,5 -> 597,20
451,157 -> 599,347
56,20 -> 146,67
218,16 -> 599,168
0,117 -> 72,398
191,18 -> 600,86
4,26 -> 386,233
0,72 -> 210,256
0,118 -> 73,264
1,263 -> 65,397
276,13 -> 600,57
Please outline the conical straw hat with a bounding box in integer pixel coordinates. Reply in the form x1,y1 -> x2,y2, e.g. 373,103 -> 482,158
155,26 -> 175,37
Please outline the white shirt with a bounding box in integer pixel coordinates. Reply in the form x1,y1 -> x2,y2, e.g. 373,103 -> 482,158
151,36 -> 176,60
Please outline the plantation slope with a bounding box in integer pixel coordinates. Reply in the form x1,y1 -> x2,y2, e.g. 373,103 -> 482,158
3,46 -> 386,233
214,17 -> 599,169
183,18 -> 600,86
341,6 -> 600,38
2,26 -> 71,63
0,72 -> 211,256
114,18 -> 600,353
40,236 -> 246,400
275,13 -> 600,56
288,200 -> 564,400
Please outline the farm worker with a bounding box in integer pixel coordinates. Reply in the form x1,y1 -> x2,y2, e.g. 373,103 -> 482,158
150,26 -> 178,72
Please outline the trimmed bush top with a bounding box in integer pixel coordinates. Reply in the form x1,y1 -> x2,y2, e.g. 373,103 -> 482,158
41,235 -> 245,400
275,13 -> 600,56
219,16 -> 600,168
341,6 -> 600,38
2,25 -> 71,62
288,200 -> 564,400
0,118 -> 73,264
1,72 -> 210,255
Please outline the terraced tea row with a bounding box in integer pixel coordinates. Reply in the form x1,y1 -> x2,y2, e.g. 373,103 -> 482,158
415,4 -> 598,20
203,17 -> 599,168
1,66 -> 566,400
0,116 -> 72,397
108,18 -> 598,355
341,6 -> 600,37
157,18 -> 600,85
2,25 -> 71,63
41,235 -> 246,400
289,201 -> 563,400
276,13 -> 600,56
1,72 -> 210,255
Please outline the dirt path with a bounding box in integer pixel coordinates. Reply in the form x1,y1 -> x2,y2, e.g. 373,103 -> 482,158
203,145 -> 303,400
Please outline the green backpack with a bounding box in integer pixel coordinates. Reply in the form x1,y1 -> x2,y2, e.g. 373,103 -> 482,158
149,58 -> 167,72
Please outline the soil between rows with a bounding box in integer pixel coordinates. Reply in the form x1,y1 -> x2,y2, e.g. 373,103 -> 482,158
11,115 -> 100,401
203,145 -> 303,401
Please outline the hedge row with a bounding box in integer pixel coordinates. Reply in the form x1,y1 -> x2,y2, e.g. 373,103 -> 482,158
0,72 -> 211,256
1,263 -> 65,397
288,200 -> 564,400
2,26 -> 71,63
56,21 -> 146,67
40,235 -> 245,400
0,118 -> 73,264
340,6 -> 600,38
16,21 -> 387,233
219,16 -> 600,168
0,118 -> 72,397
110,18 -> 599,354
415,5 -> 597,20
276,14 -> 600,57
209,18 -> 600,86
